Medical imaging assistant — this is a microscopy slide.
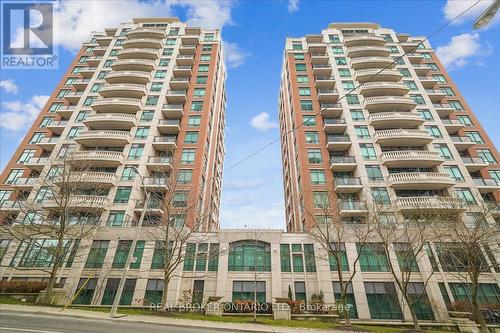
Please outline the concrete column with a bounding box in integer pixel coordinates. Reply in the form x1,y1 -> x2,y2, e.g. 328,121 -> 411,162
315,245 -> 334,304
215,241 -> 229,301
270,243 -> 282,301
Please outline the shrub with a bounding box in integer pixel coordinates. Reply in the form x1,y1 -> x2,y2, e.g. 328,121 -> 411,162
0,280 -> 48,294
286,299 -> 304,314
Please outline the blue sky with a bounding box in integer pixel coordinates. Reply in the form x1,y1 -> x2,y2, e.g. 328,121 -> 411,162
1,0 -> 499,229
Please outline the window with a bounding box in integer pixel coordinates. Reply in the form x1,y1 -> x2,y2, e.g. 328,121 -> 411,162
5,169 -> 23,184
389,45 -> 399,53
145,96 -> 158,106
292,42 -> 303,50
444,166 -> 464,181
313,191 -> 328,208
329,243 -> 349,271
150,82 -> 163,92
49,103 -> 62,112
177,170 -> 193,184
295,63 -> 306,72
73,278 -> 97,305
342,81 -> 355,90
107,211 -> 126,226
293,53 -> 305,60
335,57 -> 347,65
90,83 -> 102,92
76,111 -> 88,122
365,282 -> 403,319
198,64 -> 209,72
188,115 -> 201,127
399,69 -> 411,77
145,279 -> 164,304
300,100 -> 313,111
166,38 -> 176,45
372,188 -> 390,204
112,240 -> 132,269
114,187 -> 132,203
195,243 -> 208,271
17,149 -> 35,164
193,88 -> 205,97
200,54 -> 211,62
141,110 -> 154,122
29,132 -> 45,144
450,283 -> 500,306
466,131 -> 484,144
338,68 -> 351,77
196,76 -> 208,84
440,87 -> 455,96
310,170 -> 326,185
183,243 -> 196,271
67,127 -> 81,139
295,281 -> 306,302
434,144 -> 453,160
426,125 -> 442,138
433,74 -> 447,83
121,166 -> 137,181
232,281 -> 266,303
299,87 -> 311,96
421,52 -> 432,59
128,144 -> 144,160
0,240 -> 10,261
85,241 -> 109,268
455,188 -> 476,205
411,94 -> 426,105
456,115 -> 473,126
202,44 -> 212,52
134,126 -> 149,139
303,115 -> 316,126
280,244 -> 291,272
228,240 -> 271,271
366,165 -> 383,181
350,109 -> 364,121
418,110 -> 433,120
181,148 -> 196,164
477,149 -> 497,164
40,116 -> 53,128
191,101 -> 203,111
163,48 -> 173,56
154,71 -> 167,78
394,243 -> 419,272
97,71 -> 108,79
489,170 -> 500,184
129,241 -> 145,269
307,149 -> 322,164
448,100 -> 464,111
346,95 -> 359,105
355,125 -> 370,139
297,75 -> 309,84
404,81 -> 418,90
101,278 -> 136,306
151,241 -> 167,269
35,187 -> 52,203
427,63 -> 439,70
331,46 -> 343,54
329,34 -> 340,43
357,243 -> 389,272
360,144 -> 376,160
158,58 -> 169,67
333,282 -> 358,318
184,131 -> 199,143
305,132 -> 319,144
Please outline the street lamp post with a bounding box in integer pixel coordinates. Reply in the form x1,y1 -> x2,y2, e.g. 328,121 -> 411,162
110,169 -> 150,318
474,0 -> 499,29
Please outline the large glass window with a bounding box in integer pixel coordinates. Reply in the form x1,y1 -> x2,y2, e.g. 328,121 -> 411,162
477,149 -> 497,164
310,170 -> 326,185
333,282 -> 358,318
407,282 -> 435,320
145,279 -> 164,304
112,240 -> 132,268
228,240 -> 271,271
357,243 -> 389,272
360,144 -> 376,160
280,244 -> 291,272
365,282 -> 403,319
73,278 -> 97,305
329,242 -> 349,272
232,281 -> 266,303
307,149 -> 322,163
101,278 -> 136,306
85,240 -> 109,268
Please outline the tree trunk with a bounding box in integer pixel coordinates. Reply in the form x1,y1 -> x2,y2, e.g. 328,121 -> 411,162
342,294 -> 351,327
471,281 -> 489,333
42,240 -> 64,304
406,296 -> 421,331
161,277 -> 170,311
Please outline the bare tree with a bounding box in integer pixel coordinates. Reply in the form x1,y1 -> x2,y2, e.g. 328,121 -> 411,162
434,202 -> 500,333
302,191 -> 375,327
0,157 -> 107,304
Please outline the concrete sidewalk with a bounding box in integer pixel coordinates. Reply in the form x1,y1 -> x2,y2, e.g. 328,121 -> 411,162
0,304 -> 348,333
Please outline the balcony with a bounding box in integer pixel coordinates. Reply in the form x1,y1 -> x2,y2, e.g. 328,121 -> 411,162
347,46 -> 390,58
395,196 -> 464,211
105,71 -> 150,84
84,113 -> 136,130
330,156 -> 357,172
312,64 -> 332,76
162,104 -> 184,118
11,177 -> 37,189
350,57 -> 395,70
418,76 -> 438,88
425,89 -> 446,102
473,178 -> 499,193
64,91 -> 83,104
96,36 -> 112,46
432,103 -> 455,117
374,129 -> 432,146
46,120 -> 68,135
317,89 -> 339,103
326,135 -> 351,151
99,83 -> 146,99
37,137 -> 59,151
179,45 -> 197,55
24,157 -> 49,171
152,136 -> 177,151
462,157 -> 488,172
72,79 -> 90,90
117,48 -> 159,60
364,96 -> 417,112
165,90 -> 187,104
343,35 -> 386,47
169,77 -> 190,90
310,53 -> 329,64
126,28 -> 166,39
388,172 -> 454,190
406,53 -> 424,63
359,82 -> 408,97
79,67 -> 97,79
185,27 -> 202,35
368,112 -> 423,129
111,59 -> 155,72
76,130 -> 131,147
0,200 -> 22,212
181,35 -> 200,45
450,136 -> 475,151
134,200 -> 163,215
122,38 -> 163,49
307,43 -> 327,53
71,151 -> 124,167
401,41 -> 421,52
91,47 -> 107,56
176,55 -> 195,66
412,64 -> 431,75
355,69 -> 402,83
381,151 -> 444,168
338,200 -> 368,217
442,119 -> 465,134
157,119 -> 181,134
314,76 -> 335,89
56,106 -> 76,119
86,56 -> 102,66
43,195 -> 109,211
147,156 -> 173,172
323,118 -> 346,134
144,177 -> 169,191
334,178 -> 363,193
173,66 -> 193,77
92,98 -> 142,113
69,172 -> 117,187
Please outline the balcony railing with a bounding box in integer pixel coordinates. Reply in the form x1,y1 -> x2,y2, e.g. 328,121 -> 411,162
154,136 -> 177,143
473,178 -> 498,187
148,156 -> 173,164
334,178 -> 362,186
323,118 -> 346,125
450,136 -> 473,143
326,135 -> 350,142
158,119 -> 181,126
339,200 -> 367,211
330,156 -> 356,164
462,157 -> 486,165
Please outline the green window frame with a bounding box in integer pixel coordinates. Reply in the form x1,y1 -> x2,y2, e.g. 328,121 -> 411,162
280,244 -> 291,272
228,240 -> 271,272
183,243 -> 196,271
307,149 -> 322,164
114,187 -> 132,203
112,240 -> 132,269
357,243 -> 389,272
85,241 -> 109,268
207,243 -> 219,271
329,243 -> 349,272
310,170 -> 326,185
300,100 -> 313,111
129,241 -> 145,269
365,282 -> 403,320
305,131 -> 319,143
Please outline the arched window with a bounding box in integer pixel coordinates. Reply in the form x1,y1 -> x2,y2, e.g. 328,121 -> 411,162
228,240 -> 271,272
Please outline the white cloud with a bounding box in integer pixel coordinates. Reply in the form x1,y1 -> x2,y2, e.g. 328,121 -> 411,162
172,0 -> 235,30
436,32 -> 492,69
223,41 -> 250,68
1,95 -> 49,131
250,112 -> 278,131
443,0 -> 499,26
288,0 -> 299,13
0,80 -> 18,94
